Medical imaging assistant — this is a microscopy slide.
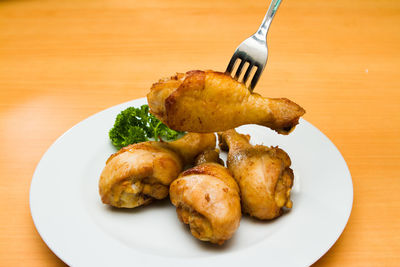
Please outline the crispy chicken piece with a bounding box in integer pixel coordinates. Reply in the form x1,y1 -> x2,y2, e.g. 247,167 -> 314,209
147,70 -> 305,134
194,148 -> 225,166
219,129 -> 294,220
99,133 -> 216,208
169,150 -> 241,245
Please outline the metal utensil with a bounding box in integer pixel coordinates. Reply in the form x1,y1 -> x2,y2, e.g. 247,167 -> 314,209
226,0 -> 282,90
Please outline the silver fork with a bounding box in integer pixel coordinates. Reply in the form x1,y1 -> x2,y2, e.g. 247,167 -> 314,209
226,0 -> 282,90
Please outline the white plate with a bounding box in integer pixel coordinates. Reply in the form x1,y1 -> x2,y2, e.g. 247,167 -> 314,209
30,98 -> 353,267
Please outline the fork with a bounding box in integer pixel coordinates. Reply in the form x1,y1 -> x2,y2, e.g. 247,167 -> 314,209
226,0 -> 282,90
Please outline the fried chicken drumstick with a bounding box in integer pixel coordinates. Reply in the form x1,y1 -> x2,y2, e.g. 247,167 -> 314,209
219,129 -> 294,220
99,133 -> 216,208
147,70 -> 305,134
169,150 -> 241,245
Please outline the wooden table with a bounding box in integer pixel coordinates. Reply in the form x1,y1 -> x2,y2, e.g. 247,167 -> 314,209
1,0 -> 399,265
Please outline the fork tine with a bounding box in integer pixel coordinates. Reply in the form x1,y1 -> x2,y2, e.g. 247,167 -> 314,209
226,56 -> 239,75
234,59 -> 246,80
249,66 -> 263,90
242,62 -> 254,84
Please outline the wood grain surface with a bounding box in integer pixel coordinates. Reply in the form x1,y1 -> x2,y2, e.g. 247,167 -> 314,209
1,0 -> 399,266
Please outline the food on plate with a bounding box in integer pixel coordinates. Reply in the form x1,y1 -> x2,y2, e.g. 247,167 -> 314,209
147,70 -> 305,134
219,129 -> 294,220
169,149 -> 241,245
109,104 -> 183,149
99,132 -> 216,208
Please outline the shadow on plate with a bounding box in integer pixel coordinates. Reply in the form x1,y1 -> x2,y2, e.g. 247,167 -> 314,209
243,208 -> 292,225
104,198 -> 172,214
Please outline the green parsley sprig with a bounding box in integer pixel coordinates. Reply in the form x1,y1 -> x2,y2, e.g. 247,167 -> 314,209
109,105 -> 184,149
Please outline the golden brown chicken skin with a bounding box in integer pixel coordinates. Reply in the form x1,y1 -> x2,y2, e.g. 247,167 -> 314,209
99,133 -> 216,208
147,70 -> 305,134
219,129 -> 294,220
169,150 -> 241,245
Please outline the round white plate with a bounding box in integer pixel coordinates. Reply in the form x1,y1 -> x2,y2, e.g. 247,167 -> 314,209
30,98 -> 353,267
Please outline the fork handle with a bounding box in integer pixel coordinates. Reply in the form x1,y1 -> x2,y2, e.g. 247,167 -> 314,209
255,0 -> 282,40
